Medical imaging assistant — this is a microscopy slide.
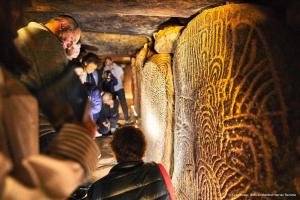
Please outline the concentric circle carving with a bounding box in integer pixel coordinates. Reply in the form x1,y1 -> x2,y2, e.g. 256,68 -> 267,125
173,4 -> 290,199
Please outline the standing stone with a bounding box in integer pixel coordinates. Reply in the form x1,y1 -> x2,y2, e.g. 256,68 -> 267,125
134,43 -> 154,116
173,3 -> 295,200
141,54 -> 174,174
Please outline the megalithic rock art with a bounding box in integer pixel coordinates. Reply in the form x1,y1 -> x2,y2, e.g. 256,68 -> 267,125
172,3 -> 295,200
141,53 -> 174,174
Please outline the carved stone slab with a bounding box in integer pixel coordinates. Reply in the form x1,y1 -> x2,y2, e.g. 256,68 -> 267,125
173,3 -> 293,199
133,44 -> 155,115
140,54 -> 174,173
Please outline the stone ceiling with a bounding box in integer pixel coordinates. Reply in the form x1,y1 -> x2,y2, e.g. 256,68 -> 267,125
25,0 -> 224,56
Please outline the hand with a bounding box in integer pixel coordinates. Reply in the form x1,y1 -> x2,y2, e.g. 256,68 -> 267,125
103,121 -> 110,129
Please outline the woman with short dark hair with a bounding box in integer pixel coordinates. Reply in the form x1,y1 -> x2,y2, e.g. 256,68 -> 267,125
89,126 -> 175,200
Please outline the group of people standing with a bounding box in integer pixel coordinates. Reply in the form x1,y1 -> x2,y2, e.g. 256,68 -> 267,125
0,0 -> 174,199
75,53 -> 131,136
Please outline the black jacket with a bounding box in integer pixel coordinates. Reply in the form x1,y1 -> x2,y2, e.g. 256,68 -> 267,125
102,77 -> 118,93
86,69 -> 104,93
88,161 -> 172,200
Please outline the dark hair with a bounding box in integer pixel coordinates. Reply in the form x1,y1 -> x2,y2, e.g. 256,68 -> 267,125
104,57 -> 112,62
103,70 -> 112,79
111,126 -> 146,163
48,15 -> 79,32
82,53 -> 101,66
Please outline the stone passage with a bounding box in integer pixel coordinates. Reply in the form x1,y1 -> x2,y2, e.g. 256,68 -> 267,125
172,3 -> 293,200
141,53 -> 174,173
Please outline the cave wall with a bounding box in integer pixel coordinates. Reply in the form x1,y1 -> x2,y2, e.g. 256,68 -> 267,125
140,54 -> 174,173
171,3 -> 296,199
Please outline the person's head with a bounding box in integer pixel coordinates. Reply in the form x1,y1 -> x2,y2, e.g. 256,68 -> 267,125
66,41 -> 81,60
0,0 -> 31,73
82,53 -> 100,74
111,126 -> 146,163
103,70 -> 113,81
102,92 -> 113,105
74,66 -> 85,83
104,57 -> 113,67
45,15 -> 81,50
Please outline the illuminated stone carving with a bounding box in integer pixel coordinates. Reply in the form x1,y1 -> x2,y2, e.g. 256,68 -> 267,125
173,4 -> 292,199
154,26 -> 184,54
141,54 -> 174,173
133,43 -> 154,115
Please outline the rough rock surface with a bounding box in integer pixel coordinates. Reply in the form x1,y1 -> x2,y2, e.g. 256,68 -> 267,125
154,26 -> 184,54
172,3 -> 296,199
140,54 -> 174,173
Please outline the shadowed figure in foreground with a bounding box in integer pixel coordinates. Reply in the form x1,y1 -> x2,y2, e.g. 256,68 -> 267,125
88,126 -> 175,200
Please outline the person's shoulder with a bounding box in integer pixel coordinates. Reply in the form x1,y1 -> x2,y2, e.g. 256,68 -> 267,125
92,172 -> 114,188
92,177 -> 104,187
89,178 -> 105,200
113,64 -> 123,74
28,22 -> 44,28
142,162 -> 159,170
20,22 -> 47,33
144,161 -> 157,166
113,63 -> 122,69
16,22 -> 54,45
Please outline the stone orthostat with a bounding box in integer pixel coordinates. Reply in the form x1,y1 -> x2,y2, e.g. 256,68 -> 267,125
172,4 -> 292,200
141,54 -> 174,174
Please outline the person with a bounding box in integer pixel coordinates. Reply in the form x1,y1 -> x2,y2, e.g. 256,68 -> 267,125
74,65 -> 87,84
104,57 -> 131,124
98,92 -> 119,136
0,0 -> 100,199
88,126 -> 175,199
82,53 -> 104,93
14,14 -> 86,152
102,70 -> 118,94
82,53 -> 104,123
67,41 -> 81,61
14,14 -> 81,90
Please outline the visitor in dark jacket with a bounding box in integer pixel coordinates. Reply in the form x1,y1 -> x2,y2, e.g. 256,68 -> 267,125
82,53 -> 104,94
98,92 -> 119,135
88,126 -> 175,200
102,70 -> 118,94
82,53 -> 104,123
